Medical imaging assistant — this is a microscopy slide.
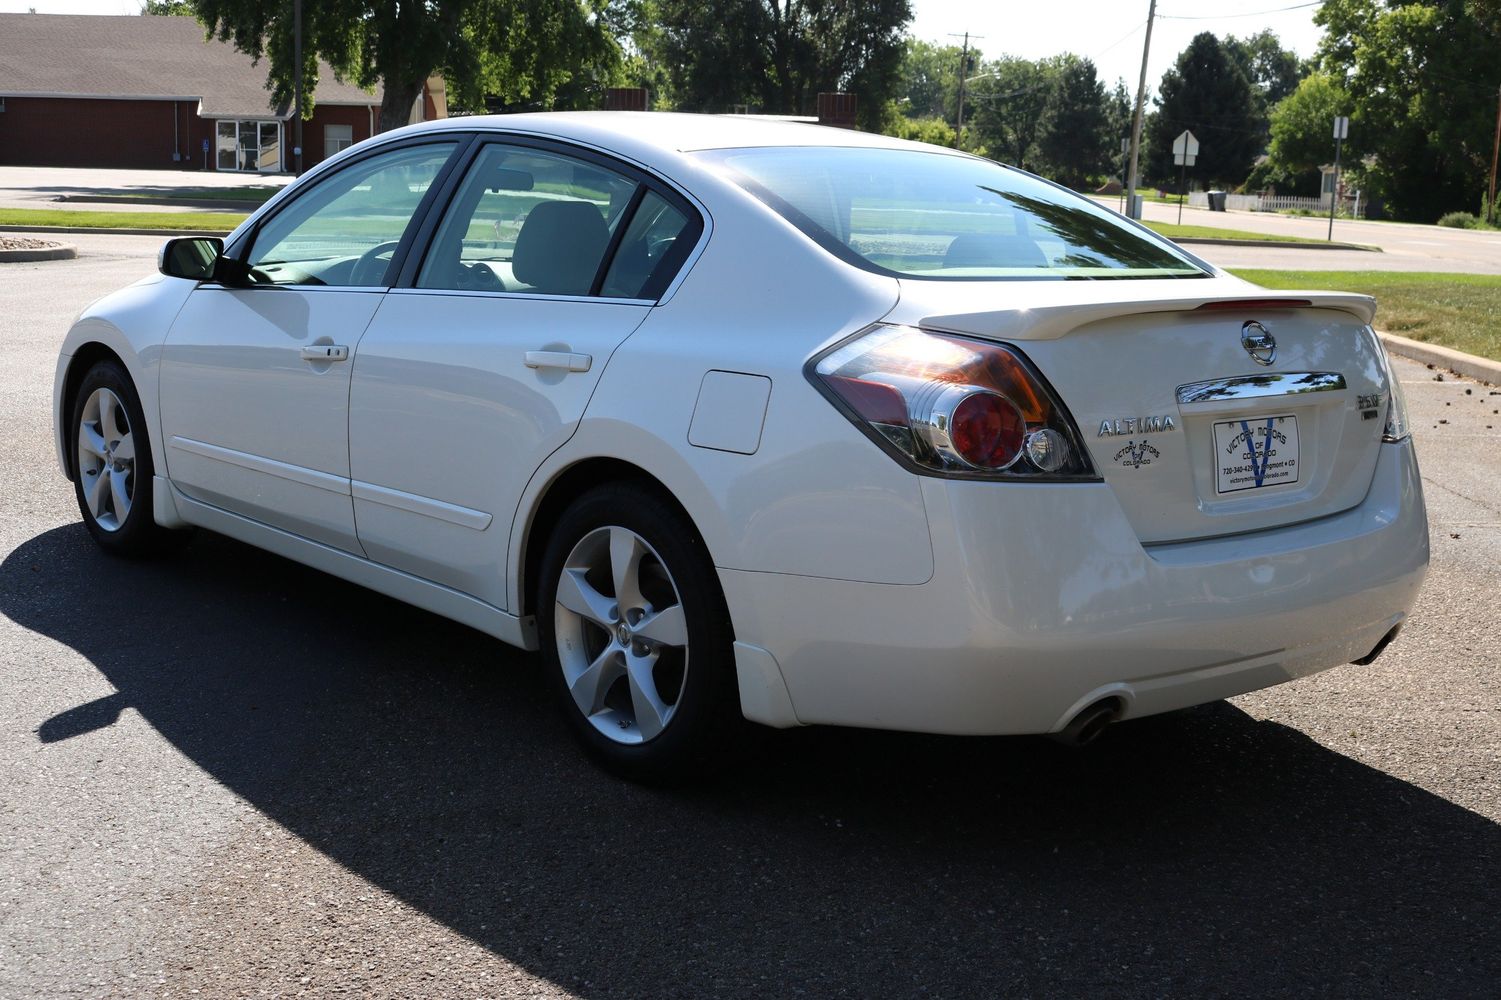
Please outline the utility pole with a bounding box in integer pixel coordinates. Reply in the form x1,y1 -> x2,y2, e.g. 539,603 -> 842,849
1125,0 -> 1157,220
293,0 -> 304,176
949,32 -> 983,150
1489,83 -> 1500,226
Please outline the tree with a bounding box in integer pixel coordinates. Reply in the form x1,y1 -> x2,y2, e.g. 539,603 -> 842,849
1104,77 -> 1133,174
894,37 -> 976,122
1036,55 -> 1111,189
1316,0 -> 1501,221
1147,32 -> 1262,187
652,0 -> 912,130
1246,72 -> 1350,197
1225,30 -> 1302,111
141,1 -> 192,13
967,57 -> 1053,168
1266,72 -> 1348,175
188,0 -> 625,132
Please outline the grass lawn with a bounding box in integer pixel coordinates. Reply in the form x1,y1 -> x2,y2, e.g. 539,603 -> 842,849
102,187 -> 281,204
0,207 -> 247,232
1231,269 -> 1501,362
1147,222 -> 1343,246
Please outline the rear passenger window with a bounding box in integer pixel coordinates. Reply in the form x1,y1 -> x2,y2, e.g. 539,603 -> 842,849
417,144 -> 637,296
599,191 -> 692,299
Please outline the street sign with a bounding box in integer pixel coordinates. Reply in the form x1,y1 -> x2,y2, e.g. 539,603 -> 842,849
1333,116 -> 1349,140
1172,129 -> 1199,166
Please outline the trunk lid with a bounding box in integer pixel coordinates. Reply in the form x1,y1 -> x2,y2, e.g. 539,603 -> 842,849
890,278 -> 1390,543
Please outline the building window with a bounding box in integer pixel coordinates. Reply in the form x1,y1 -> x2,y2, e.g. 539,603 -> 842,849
325,124 -> 354,160
216,119 -> 282,172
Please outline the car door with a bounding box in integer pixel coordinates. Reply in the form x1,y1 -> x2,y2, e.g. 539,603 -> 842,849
348,138 -> 702,609
158,140 -> 461,553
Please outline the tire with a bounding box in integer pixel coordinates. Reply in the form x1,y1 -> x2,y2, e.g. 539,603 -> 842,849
69,359 -> 169,556
537,482 -> 743,782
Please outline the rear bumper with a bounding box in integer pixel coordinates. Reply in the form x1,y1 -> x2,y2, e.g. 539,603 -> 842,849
721,438 -> 1429,734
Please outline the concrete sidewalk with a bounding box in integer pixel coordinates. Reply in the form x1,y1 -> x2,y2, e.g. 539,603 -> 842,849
0,165 -> 290,214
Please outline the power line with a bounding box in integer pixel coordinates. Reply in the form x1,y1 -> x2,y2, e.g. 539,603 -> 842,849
1157,1 -> 1324,20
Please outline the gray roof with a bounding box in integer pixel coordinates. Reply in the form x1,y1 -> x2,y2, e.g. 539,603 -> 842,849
0,13 -> 377,119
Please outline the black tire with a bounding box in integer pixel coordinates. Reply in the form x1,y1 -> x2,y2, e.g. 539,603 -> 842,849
69,359 -> 170,556
537,482 -> 744,783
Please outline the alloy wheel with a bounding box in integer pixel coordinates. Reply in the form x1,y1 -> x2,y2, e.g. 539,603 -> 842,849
76,387 -> 135,532
553,525 -> 690,745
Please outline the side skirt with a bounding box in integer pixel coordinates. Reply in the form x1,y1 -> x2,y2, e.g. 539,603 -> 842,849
169,483 -> 539,651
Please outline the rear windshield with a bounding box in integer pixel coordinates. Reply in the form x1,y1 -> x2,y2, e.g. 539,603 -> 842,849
696,146 -> 1207,281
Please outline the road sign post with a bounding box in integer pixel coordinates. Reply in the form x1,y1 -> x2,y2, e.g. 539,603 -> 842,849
1172,130 -> 1199,225
1329,115 -> 1349,241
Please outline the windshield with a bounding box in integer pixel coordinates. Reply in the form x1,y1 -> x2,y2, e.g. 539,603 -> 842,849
697,146 -> 1207,281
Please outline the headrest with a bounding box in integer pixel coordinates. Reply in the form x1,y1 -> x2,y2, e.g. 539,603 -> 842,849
511,200 -> 611,295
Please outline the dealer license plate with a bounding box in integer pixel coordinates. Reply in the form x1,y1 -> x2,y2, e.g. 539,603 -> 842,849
1213,414 -> 1300,494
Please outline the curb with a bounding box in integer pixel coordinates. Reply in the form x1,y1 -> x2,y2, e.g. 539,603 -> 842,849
1379,331 -> 1500,385
0,242 -> 78,262
0,224 -> 231,238
1173,236 -> 1379,252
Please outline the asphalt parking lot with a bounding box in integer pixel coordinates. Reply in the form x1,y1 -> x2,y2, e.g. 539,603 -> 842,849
1,237 -> 1498,998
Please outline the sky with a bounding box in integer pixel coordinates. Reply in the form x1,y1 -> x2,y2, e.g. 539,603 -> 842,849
2,0 -> 1328,96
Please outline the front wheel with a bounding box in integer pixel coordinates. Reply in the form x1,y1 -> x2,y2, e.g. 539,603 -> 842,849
537,483 -> 743,782
70,360 -> 170,555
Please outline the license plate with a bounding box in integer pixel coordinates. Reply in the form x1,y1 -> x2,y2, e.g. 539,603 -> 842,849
1213,414 -> 1299,494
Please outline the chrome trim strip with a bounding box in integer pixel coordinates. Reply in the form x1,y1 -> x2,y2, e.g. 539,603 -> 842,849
351,480 -> 492,530
168,436 -> 350,495
1176,371 -> 1346,405
385,287 -> 654,306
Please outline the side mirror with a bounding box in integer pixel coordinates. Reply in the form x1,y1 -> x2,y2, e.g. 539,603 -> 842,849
158,237 -> 224,281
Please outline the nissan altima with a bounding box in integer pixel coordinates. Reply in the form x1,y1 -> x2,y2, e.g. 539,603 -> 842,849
53,113 -> 1428,780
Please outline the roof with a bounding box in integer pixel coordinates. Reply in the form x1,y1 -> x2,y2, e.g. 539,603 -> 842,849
0,13 -> 376,119
399,111 -> 953,155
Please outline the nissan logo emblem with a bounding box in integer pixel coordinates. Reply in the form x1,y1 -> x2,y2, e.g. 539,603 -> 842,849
1241,321 -> 1277,366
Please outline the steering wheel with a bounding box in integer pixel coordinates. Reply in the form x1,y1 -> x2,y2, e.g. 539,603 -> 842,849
458,261 -> 506,292
349,240 -> 402,286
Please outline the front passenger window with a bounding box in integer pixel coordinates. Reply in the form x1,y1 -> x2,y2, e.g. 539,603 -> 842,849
244,142 -> 456,287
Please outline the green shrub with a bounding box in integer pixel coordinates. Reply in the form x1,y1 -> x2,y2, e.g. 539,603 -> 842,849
1437,211 -> 1478,229
886,116 -> 956,149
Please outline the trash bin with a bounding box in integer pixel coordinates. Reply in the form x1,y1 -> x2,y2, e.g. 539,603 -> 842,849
1207,190 -> 1228,212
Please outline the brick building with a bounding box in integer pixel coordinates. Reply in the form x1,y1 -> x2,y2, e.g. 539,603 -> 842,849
0,13 -> 445,174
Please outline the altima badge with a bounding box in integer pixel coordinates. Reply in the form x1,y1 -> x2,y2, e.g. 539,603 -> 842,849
1098,415 -> 1175,437
1241,321 -> 1277,366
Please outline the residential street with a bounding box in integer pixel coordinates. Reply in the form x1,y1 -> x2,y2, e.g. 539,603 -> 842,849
1135,199 -> 1501,275
1,237 -> 1497,998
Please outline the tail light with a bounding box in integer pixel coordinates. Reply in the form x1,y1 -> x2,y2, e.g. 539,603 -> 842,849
809,324 -> 1095,480
1376,334 -> 1412,442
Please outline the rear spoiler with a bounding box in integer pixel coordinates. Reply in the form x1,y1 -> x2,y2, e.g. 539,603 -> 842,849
910,289 -> 1377,342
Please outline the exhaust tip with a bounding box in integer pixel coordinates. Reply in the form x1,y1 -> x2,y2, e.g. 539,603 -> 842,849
1049,697 -> 1124,748
1353,623 -> 1403,666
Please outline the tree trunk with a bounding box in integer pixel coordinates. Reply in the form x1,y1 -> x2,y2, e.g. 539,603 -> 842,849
378,78 -> 426,134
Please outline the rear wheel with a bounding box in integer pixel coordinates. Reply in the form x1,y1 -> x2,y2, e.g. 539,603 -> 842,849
538,483 -> 742,782
70,360 -> 169,556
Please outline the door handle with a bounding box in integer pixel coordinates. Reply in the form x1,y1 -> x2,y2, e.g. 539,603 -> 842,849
300,344 -> 349,362
524,350 -> 592,373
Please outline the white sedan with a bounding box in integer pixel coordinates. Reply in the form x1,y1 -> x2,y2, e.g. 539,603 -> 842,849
53,113 -> 1428,780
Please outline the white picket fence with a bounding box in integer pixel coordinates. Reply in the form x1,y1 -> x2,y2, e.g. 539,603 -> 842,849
1186,191 -> 1365,218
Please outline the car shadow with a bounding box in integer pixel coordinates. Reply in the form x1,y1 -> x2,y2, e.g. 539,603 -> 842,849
4,524 -> 1497,997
